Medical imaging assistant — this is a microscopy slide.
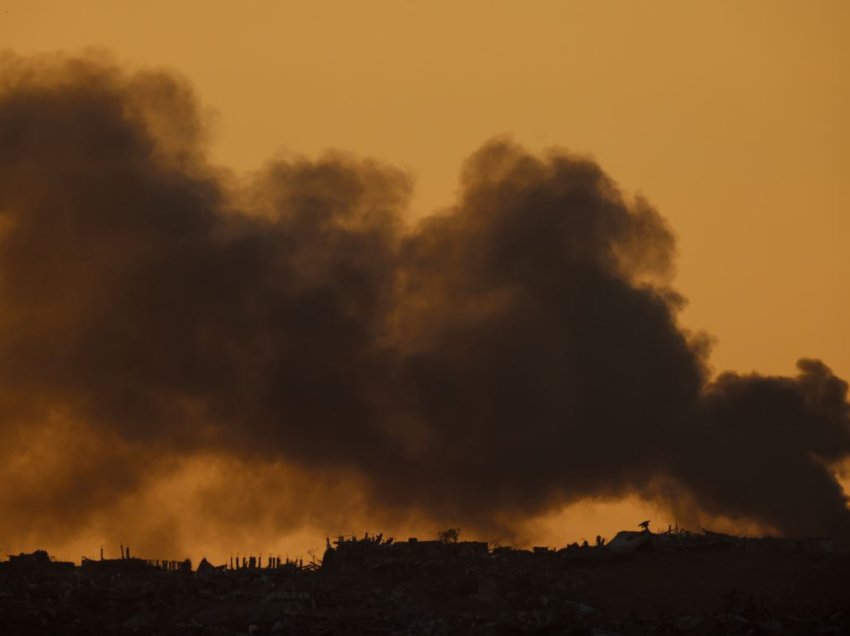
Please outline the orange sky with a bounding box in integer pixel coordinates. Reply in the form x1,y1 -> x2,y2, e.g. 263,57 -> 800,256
3,0 -> 847,379
1,0 -> 848,561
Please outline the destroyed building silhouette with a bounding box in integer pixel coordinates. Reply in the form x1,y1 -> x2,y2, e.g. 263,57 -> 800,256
2,525 -> 848,634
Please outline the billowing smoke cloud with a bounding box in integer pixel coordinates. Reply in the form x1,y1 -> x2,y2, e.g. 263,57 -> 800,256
1,53 -> 848,554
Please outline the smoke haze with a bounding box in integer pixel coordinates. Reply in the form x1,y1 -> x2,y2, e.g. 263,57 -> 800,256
1,53 -> 848,558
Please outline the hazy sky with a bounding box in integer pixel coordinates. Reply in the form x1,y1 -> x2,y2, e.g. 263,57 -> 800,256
1,1 -> 848,560
3,0 -> 847,380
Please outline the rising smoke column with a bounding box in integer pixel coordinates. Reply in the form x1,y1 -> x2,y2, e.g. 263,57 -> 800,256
679,360 -> 850,537
381,140 -> 708,527
0,53 -> 848,550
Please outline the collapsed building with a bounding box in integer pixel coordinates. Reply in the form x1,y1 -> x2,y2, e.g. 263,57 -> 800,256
0,522 -> 837,577
606,526 -> 834,555
1,526 -> 849,635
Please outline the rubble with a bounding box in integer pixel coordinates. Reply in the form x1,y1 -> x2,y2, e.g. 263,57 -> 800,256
1,526 -> 849,634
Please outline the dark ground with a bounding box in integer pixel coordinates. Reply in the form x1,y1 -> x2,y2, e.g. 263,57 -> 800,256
2,534 -> 849,635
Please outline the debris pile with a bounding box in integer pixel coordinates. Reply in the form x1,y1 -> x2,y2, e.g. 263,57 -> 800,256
1,526 -> 849,634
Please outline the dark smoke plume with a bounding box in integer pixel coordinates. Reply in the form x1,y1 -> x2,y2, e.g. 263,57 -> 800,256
1,53 -> 848,551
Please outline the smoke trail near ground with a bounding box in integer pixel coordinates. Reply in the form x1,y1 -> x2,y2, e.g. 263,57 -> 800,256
1,53 -> 847,555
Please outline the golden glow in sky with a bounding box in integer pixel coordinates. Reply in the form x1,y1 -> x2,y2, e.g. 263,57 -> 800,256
3,0 -> 847,379
1,1 -> 848,562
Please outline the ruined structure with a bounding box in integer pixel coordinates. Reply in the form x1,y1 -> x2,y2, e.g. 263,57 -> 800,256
1,527 -> 849,634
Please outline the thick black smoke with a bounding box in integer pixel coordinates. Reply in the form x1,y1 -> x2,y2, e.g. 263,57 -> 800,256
1,53 -> 848,546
